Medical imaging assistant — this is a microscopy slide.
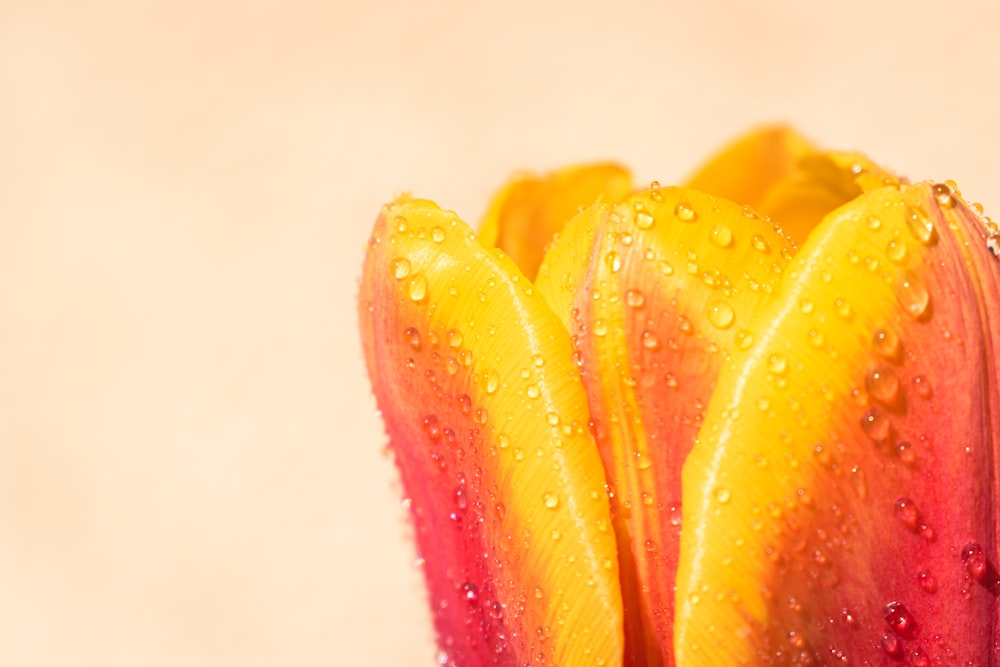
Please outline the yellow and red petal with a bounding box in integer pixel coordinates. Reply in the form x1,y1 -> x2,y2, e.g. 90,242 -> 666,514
359,197 -> 624,666
536,188 -> 797,665
478,163 -> 632,280
676,183 -> 1000,664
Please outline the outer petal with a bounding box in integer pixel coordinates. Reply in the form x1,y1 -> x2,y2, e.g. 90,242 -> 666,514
676,183 -> 1000,664
359,197 -> 624,667
479,163 -> 632,280
536,188 -> 796,665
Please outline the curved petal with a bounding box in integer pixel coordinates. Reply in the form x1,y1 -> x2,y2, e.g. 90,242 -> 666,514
479,163 -> 632,280
756,152 -> 901,244
676,183 -> 1000,664
536,188 -> 796,665
683,125 -> 816,214
359,197 -> 624,666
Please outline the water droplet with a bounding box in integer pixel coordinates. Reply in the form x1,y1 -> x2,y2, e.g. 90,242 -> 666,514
707,301 -> 735,329
895,270 -> 929,318
606,251 -> 622,272
659,260 -> 674,276
641,330 -> 660,350
735,329 -> 754,350
531,354 -> 544,368
866,365 -> 900,404
767,354 -> 787,374
910,647 -> 930,667
453,486 -> 468,511
798,299 -> 814,314
391,257 -> 411,280
713,487 -> 730,503
880,631 -> 904,659
636,211 -> 656,230
546,411 -> 560,426
543,492 -> 560,509
961,542 -> 997,586
626,289 -> 645,308
751,234 -> 771,253
483,371 -> 499,394
904,205 -> 936,245
674,201 -> 698,222
917,569 -> 937,593
834,298 -> 853,319
408,274 -> 428,302
592,319 -> 608,337
526,385 -> 540,399
404,326 -> 421,350
462,581 -> 479,602
497,433 -> 510,449
867,214 -> 882,231
860,407 -> 891,444
872,327 -> 900,360
932,182 -> 955,208
457,394 -> 472,416
894,497 -> 921,531
431,226 -> 446,243
710,224 -> 733,247
886,239 -> 907,263
883,601 -> 919,639
912,375 -> 932,399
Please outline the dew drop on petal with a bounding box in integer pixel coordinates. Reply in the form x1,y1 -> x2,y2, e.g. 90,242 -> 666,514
894,497 -> 921,531
860,408 -> 891,444
404,326 -> 422,350
872,327 -> 900,360
886,239 -> 907,264
895,271 -> 929,318
543,492 -> 560,509
751,234 -> 771,253
636,211 -> 656,230
626,289 -> 646,308
391,257 -> 411,280
674,201 -> 698,222
866,366 -> 900,404
883,601 -> 919,639
710,224 -> 733,248
408,274 -> 428,302
904,205 -> 936,245
707,301 -> 735,329
917,569 -> 937,593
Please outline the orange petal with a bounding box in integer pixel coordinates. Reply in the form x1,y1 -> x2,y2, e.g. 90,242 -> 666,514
359,197 -> 623,666
536,188 -> 796,665
676,182 -> 1000,664
756,151 -> 901,244
479,163 -> 632,280
683,125 -> 816,214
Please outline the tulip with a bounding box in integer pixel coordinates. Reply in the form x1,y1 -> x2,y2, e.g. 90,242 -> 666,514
358,126 -> 1000,666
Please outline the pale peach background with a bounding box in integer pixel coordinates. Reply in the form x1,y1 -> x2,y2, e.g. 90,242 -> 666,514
1,0 -> 998,665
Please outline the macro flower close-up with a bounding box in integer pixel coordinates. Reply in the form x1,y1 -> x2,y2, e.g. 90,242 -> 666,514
359,127 -> 1000,666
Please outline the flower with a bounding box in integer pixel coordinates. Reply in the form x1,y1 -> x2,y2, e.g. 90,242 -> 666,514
358,127 -> 1000,666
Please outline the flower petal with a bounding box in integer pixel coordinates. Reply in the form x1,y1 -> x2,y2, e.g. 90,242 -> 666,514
479,163 -> 632,280
676,183 -> 1000,664
536,188 -> 796,664
756,152 -> 901,244
684,125 -> 816,215
359,197 -> 624,666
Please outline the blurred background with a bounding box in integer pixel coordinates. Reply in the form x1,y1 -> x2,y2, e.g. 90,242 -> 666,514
1,0 -> 997,664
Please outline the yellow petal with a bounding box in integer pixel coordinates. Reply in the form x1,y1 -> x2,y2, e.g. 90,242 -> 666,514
479,163 -> 632,280
359,197 -> 624,666
536,187 -> 796,665
684,125 -> 816,213
756,151 -> 901,244
676,182 -> 1000,664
